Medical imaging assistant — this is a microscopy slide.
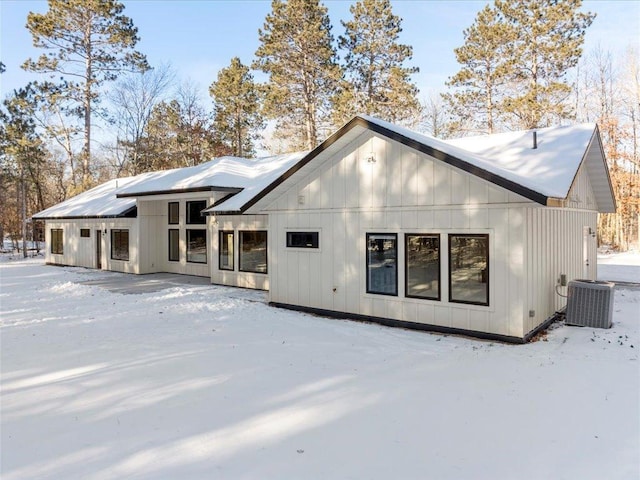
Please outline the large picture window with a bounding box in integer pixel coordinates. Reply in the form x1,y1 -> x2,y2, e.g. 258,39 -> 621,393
168,229 -> 180,262
239,231 -> 267,273
405,234 -> 440,300
186,200 -> 207,225
449,234 -> 489,306
51,228 -> 63,254
219,231 -> 234,271
111,229 -> 129,261
366,233 -> 397,296
168,202 -> 179,224
187,229 -> 207,263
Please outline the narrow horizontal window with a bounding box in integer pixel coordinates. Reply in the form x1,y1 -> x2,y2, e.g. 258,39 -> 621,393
168,229 -> 180,262
405,234 -> 440,300
186,200 -> 207,225
449,234 -> 489,306
219,230 -> 234,271
239,230 -> 267,273
366,233 -> 397,296
50,229 -> 63,255
168,202 -> 179,225
111,229 -> 129,261
286,231 -> 319,248
80,229 -> 90,238
187,229 -> 207,264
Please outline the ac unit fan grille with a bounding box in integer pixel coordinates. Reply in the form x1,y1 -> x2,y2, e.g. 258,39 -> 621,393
565,280 -> 614,329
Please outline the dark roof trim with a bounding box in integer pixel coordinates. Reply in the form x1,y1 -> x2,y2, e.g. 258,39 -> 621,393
117,186 -> 241,198
362,119 -> 549,206
32,214 -> 135,220
238,116 -> 549,213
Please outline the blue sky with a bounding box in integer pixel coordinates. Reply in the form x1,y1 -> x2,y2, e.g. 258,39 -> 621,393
1,0 -> 639,105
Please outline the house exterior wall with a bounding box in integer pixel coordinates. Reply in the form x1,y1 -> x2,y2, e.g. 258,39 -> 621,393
44,218 -> 139,273
210,214 -> 270,290
138,195 -> 214,278
264,132 -> 536,339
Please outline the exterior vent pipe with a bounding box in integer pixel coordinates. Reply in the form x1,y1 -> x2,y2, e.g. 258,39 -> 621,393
532,131 -> 538,149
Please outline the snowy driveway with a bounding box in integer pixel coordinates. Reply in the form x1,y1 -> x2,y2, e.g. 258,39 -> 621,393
1,258 -> 639,479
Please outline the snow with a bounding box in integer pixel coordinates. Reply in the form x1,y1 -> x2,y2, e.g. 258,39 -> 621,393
1,254 -> 639,479
31,178 -> 137,219
362,115 -> 596,200
116,152 -> 307,210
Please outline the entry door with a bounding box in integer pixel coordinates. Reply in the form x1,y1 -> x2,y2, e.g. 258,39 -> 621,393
96,230 -> 102,269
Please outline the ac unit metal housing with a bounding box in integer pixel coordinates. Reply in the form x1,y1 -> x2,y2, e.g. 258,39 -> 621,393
565,280 -> 614,329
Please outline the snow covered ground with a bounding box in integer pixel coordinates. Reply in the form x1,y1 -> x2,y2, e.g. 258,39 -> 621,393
1,254 -> 638,479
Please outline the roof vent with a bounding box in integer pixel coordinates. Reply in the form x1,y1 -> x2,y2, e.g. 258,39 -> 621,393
532,131 -> 538,149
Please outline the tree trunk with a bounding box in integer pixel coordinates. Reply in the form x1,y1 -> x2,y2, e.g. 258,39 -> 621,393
83,14 -> 93,188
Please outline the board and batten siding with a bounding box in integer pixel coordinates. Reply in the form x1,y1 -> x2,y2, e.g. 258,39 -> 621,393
265,131 -> 536,338
210,214 -> 269,290
44,218 -> 139,273
138,195 -> 213,277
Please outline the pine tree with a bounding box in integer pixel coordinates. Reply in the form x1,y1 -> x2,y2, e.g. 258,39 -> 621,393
209,57 -> 264,158
444,4 -> 513,134
22,0 -> 148,188
336,0 -> 419,125
254,0 -> 341,151
497,0 -> 595,129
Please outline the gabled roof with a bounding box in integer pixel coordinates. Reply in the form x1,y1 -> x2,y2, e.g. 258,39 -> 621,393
116,152 -> 306,199
33,153 -> 308,220
32,177 -> 138,220
238,115 -> 616,214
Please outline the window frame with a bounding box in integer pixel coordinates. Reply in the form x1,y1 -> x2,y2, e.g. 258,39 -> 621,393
186,200 -> 207,225
168,202 -> 179,225
238,230 -> 268,274
110,229 -> 130,261
404,233 -> 441,301
186,229 -> 207,264
366,232 -> 398,297
80,228 -> 90,238
168,228 -> 180,262
219,230 -> 235,271
50,228 -> 63,255
448,233 -> 489,306
286,231 -> 319,249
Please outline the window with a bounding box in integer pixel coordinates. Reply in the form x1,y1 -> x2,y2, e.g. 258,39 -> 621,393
80,229 -> 90,238
111,229 -> 129,261
50,229 -> 63,254
366,233 -> 397,296
187,229 -> 207,263
186,200 -> 207,225
405,234 -> 440,300
219,231 -> 234,270
168,202 -> 179,224
449,234 -> 489,306
286,231 -> 319,248
239,231 -> 267,273
168,229 -> 180,262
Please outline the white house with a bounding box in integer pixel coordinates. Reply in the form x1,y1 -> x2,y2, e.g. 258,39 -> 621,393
33,115 -> 615,342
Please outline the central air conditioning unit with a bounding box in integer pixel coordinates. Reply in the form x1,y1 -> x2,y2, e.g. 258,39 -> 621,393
565,280 -> 615,329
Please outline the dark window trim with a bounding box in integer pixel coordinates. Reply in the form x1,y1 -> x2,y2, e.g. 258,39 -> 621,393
80,228 -> 91,238
238,230 -> 268,274
448,233 -> 489,306
110,229 -> 130,261
404,233 -> 441,301
186,200 -> 207,225
186,228 -> 207,264
219,230 -> 234,271
286,231 -> 319,249
50,228 -> 63,254
168,228 -> 180,262
366,232 -> 398,297
168,202 -> 179,225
